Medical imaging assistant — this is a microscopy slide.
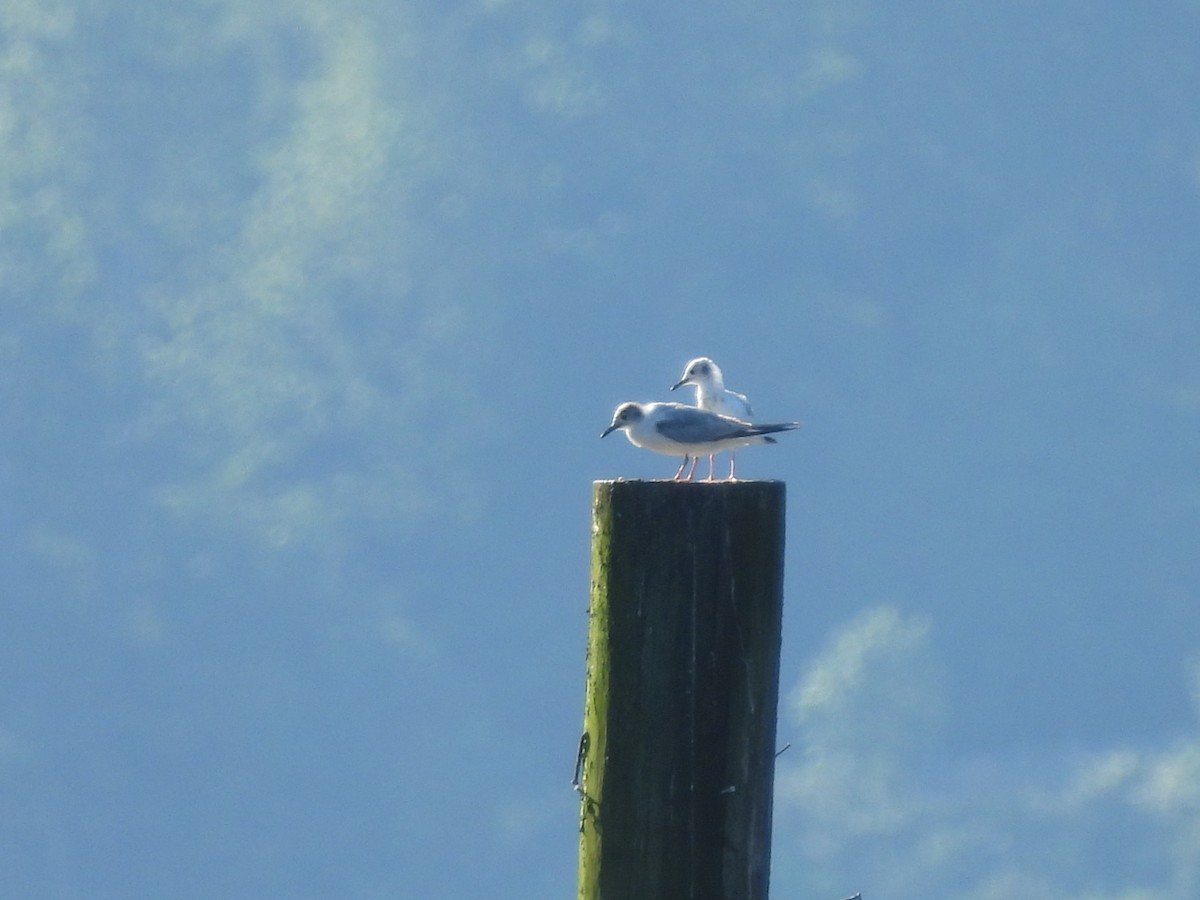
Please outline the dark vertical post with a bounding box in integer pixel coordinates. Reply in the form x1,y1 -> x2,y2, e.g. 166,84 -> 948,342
577,480 -> 786,900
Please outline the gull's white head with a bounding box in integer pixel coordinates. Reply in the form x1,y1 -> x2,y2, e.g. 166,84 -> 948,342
671,356 -> 724,392
601,401 -> 646,438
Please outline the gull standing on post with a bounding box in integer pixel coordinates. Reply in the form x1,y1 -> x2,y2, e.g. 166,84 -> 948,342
601,401 -> 800,481
671,357 -> 754,480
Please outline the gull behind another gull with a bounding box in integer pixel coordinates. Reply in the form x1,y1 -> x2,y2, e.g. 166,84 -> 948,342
601,401 -> 800,481
671,356 -> 754,479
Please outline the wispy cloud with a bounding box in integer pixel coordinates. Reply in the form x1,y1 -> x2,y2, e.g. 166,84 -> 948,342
135,2 -> 480,543
2,2 -> 483,548
0,0 -> 93,306
480,5 -> 631,119
776,607 -> 1200,899
778,607 -> 942,860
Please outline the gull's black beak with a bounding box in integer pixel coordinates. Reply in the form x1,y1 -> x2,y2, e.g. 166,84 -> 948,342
600,423 -> 619,438
670,378 -> 686,391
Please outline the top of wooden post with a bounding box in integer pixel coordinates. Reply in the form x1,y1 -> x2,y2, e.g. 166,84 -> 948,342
593,478 -> 785,485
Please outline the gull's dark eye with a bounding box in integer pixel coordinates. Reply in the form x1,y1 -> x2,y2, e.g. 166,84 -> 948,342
698,363 -> 709,375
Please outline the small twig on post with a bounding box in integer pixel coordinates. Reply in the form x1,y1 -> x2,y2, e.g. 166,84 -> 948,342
571,732 -> 589,793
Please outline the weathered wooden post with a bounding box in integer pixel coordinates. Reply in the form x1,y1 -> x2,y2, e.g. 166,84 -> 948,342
577,479 -> 786,899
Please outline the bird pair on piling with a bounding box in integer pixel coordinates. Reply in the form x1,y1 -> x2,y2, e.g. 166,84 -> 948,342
602,357 -> 801,481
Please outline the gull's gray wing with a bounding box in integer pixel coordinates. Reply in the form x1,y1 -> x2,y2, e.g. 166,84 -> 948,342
655,406 -> 755,444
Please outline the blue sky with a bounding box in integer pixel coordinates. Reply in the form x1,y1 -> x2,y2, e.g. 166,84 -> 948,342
3,1 -> 1199,897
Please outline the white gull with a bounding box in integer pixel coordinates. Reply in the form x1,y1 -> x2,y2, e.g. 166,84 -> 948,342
671,357 -> 755,480
601,401 -> 800,481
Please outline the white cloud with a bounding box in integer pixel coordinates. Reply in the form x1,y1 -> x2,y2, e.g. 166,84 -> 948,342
793,47 -> 865,100
134,2 -> 481,543
479,5 -> 630,119
1134,744 -> 1200,815
1,1 -> 488,552
1031,748 -> 1141,814
775,607 -> 1200,900
0,0 -> 93,306
782,607 -> 941,816
519,34 -> 608,118
790,605 -> 937,736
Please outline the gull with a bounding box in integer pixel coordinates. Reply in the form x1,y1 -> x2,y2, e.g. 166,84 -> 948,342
601,401 -> 800,481
671,357 -> 754,480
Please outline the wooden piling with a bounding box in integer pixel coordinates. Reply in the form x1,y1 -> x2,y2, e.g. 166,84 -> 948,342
577,479 -> 786,900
